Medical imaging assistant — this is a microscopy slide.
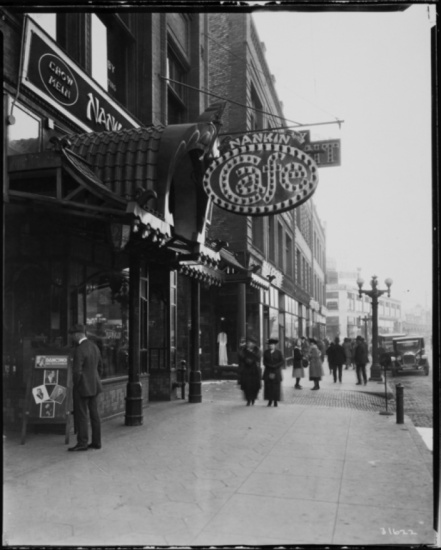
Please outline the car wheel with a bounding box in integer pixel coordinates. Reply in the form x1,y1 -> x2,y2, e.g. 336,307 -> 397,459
424,369 -> 429,376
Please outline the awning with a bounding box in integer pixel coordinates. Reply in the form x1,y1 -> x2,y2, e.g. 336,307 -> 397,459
218,249 -> 270,290
7,102 -> 226,258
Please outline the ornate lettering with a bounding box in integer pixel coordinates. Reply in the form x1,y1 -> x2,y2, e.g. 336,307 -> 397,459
86,92 -> 122,132
204,140 -> 318,216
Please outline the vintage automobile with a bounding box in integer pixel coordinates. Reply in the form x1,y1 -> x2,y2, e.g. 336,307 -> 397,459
391,336 -> 429,376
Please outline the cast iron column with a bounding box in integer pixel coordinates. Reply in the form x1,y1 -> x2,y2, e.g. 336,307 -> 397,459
370,295 -> 381,381
238,283 -> 247,342
357,275 -> 393,383
125,254 -> 143,425
189,278 -> 202,403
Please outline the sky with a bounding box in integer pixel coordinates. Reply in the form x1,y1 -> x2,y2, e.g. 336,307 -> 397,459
252,4 -> 435,313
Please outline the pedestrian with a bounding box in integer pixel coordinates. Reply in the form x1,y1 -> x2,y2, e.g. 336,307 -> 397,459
308,338 -> 324,390
237,335 -> 262,406
343,338 -> 353,370
292,339 -> 304,389
68,324 -> 103,451
263,338 -> 284,407
327,336 -> 346,383
300,336 -> 310,357
354,335 -> 369,385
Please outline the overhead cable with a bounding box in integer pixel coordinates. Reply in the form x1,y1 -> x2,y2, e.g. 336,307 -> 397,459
159,74 -> 343,130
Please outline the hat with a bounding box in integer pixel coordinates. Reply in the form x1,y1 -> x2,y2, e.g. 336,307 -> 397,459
268,338 -> 279,344
356,335 -> 363,340
246,335 -> 257,343
69,324 -> 86,334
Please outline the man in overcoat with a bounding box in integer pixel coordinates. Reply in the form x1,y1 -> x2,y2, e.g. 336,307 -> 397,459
68,324 -> 103,451
354,335 -> 369,385
262,338 -> 284,407
238,335 -> 262,406
327,336 -> 346,383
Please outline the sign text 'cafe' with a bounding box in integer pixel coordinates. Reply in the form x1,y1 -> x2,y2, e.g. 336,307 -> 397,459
203,131 -> 320,216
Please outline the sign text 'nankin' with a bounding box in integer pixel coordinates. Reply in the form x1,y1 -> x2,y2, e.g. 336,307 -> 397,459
203,132 -> 319,216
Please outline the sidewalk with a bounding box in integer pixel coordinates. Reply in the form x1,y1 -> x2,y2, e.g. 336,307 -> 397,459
3,373 -> 434,546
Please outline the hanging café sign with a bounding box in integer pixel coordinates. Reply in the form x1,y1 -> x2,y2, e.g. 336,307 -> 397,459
203,131 -> 320,216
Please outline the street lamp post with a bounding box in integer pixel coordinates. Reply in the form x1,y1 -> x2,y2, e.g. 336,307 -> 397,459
356,275 -> 393,382
362,315 -> 371,342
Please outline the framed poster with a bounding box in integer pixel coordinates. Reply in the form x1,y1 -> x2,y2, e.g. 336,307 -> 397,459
21,355 -> 73,444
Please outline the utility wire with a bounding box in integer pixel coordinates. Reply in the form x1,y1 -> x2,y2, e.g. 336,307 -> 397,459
204,29 -> 342,123
159,75 -> 343,129
218,119 -> 344,137
159,74 -> 301,126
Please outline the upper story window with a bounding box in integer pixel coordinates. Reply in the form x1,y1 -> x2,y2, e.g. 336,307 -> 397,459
268,216 -> 275,262
249,86 -> 263,130
90,14 -> 130,105
29,13 -> 57,39
277,222 -> 284,270
166,43 -> 189,124
286,234 -> 293,279
252,216 -> 264,252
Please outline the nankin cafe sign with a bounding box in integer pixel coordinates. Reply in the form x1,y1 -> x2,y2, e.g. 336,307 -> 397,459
20,18 -> 139,133
203,131 -> 320,216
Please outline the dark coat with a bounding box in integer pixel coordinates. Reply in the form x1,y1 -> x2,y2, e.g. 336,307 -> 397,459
292,346 -> 304,378
72,339 -> 103,397
238,346 -> 262,401
263,348 -> 284,401
353,340 -> 369,365
327,343 -> 346,367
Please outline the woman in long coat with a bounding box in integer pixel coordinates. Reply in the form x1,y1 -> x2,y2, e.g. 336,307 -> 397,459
238,336 -> 262,406
308,338 -> 324,390
262,338 -> 285,407
292,339 -> 304,389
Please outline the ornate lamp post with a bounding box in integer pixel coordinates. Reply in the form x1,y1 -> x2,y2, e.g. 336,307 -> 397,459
361,315 -> 371,342
356,275 -> 393,381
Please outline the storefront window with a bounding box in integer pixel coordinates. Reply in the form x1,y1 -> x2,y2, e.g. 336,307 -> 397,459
78,271 -> 129,379
7,104 -> 41,155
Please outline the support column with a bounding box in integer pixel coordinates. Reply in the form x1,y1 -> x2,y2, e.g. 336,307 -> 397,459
237,283 -> 246,342
189,278 -> 201,403
125,254 -> 143,425
369,296 -> 382,382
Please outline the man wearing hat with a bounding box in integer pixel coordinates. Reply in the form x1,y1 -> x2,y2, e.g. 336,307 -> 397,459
68,324 -> 103,451
237,335 -> 262,406
262,338 -> 285,406
353,335 -> 369,385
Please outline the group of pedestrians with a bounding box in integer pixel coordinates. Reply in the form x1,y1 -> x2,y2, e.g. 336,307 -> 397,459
238,334 -> 327,405
237,332 -> 370,406
237,335 -> 285,407
325,335 -> 370,385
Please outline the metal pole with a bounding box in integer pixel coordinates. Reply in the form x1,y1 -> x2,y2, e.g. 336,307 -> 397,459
189,279 -> 201,403
396,383 -> 404,424
379,363 -> 393,416
370,295 -> 382,381
125,254 -> 143,426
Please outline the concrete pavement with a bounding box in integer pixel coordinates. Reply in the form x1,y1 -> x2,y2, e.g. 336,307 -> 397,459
3,370 -> 435,546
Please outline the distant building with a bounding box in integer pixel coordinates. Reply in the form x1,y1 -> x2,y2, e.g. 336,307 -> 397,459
325,261 -> 402,341
402,305 -> 432,339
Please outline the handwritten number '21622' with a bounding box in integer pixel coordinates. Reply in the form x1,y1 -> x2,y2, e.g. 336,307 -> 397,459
381,528 -> 417,535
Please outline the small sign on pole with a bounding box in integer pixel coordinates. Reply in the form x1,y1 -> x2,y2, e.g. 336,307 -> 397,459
21,354 -> 73,444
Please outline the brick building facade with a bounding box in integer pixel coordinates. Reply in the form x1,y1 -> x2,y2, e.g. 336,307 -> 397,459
206,13 -> 327,368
